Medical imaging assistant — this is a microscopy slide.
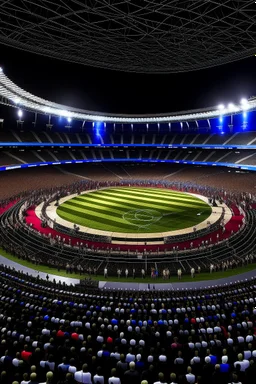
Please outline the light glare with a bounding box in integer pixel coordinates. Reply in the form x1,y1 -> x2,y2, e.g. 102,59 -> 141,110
17,109 -> 23,118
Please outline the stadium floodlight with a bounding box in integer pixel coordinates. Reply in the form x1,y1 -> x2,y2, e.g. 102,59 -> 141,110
67,117 -> 72,123
218,104 -> 225,112
228,103 -> 235,111
240,98 -> 249,110
55,109 -> 71,118
62,110 -> 70,117
13,98 -> 20,104
17,109 -> 23,118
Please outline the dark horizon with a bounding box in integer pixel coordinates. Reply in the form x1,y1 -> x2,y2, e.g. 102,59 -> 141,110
1,44 -> 256,116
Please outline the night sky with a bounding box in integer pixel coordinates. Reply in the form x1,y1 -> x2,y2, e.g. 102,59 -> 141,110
1,44 -> 256,115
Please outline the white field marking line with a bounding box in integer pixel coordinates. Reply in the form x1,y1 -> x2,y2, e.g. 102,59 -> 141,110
123,208 -> 168,230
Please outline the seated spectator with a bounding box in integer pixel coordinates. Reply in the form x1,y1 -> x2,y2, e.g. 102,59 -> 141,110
190,351 -> 202,376
108,368 -> 121,384
21,345 -> 32,363
74,364 -> 91,384
135,354 -> 145,371
153,372 -> 167,384
220,356 -> 230,373
39,371 -> 54,384
201,357 -> 214,382
125,348 -> 136,363
21,373 -> 30,384
93,367 -> 104,384
211,364 -> 226,384
185,366 -> 195,384
58,357 -> 70,373
141,365 -> 156,384
12,352 -> 23,367
169,373 -> 177,384
28,373 -> 39,384
40,355 -> 55,372
116,354 -> 128,377
234,353 -> 249,372
124,362 -> 140,384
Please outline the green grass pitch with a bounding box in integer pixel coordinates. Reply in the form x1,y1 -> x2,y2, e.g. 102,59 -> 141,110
57,187 -> 212,233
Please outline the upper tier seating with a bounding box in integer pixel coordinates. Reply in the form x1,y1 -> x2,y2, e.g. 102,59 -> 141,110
1,148 -> 256,168
0,129 -> 256,146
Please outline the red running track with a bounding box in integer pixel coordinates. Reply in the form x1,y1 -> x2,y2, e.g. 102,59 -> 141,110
24,206 -> 244,252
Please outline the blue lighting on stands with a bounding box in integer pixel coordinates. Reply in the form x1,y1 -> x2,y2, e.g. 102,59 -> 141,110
95,121 -> 103,136
1,143 -> 256,149
1,159 -> 256,173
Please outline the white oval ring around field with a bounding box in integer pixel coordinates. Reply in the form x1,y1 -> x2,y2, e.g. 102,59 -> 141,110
36,188 -> 233,244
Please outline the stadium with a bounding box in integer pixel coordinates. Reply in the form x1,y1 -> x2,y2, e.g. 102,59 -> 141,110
1,1 -> 256,384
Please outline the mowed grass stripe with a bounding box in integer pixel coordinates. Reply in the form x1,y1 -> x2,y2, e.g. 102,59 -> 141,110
75,194 -> 175,212
112,187 -> 202,202
75,192 -> 207,213
58,204 -> 187,233
58,203 -> 128,225
57,205 -> 139,230
111,187 -> 194,198
63,200 -> 128,217
57,204 -> 210,233
65,195 -> 183,216
57,187 -> 212,233
96,188 -> 206,206
62,200 -> 175,226
103,187 -> 204,204
75,193 -> 198,212
89,190 -> 206,210
62,197 -> 205,223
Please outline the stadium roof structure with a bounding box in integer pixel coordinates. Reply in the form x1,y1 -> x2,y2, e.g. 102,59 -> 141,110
0,68 -> 255,124
0,1 -> 256,74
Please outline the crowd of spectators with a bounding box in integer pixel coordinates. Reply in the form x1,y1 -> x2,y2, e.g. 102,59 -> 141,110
1,169 -> 256,383
1,165 -> 256,202
0,177 -> 255,280
0,264 -> 256,384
